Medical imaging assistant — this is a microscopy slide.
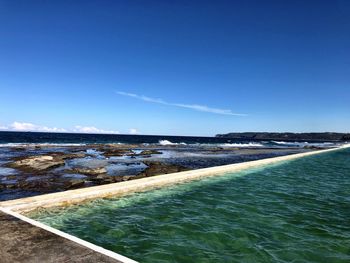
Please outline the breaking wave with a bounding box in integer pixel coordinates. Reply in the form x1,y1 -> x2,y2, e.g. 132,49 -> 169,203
158,140 -> 263,147
218,143 -> 264,147
0,143 -> 86,147
158,140 -> 187,146
271,141 -> 335,147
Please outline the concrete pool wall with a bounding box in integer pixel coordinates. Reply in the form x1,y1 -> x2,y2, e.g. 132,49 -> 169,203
1,145 -> 349,213
0,144 -> 349,263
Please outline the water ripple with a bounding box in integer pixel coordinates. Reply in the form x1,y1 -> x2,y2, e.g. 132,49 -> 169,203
31,148 -> 350,262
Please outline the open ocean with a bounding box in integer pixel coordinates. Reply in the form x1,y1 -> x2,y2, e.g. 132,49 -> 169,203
0,131 -> 237,144
0,131 -> 340,148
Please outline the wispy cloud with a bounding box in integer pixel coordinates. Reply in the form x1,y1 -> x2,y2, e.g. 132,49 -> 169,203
73,125 -> 119,134
116,91 -> 246,116
128,128 -> 139,135
8,122 -> 67,133
0,122 -> 120,134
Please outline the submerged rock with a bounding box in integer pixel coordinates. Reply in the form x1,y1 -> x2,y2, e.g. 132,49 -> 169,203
95,174 -> 109,180
17,179 -> 64,192
11,147 -> 27,151
103,149 -> 134,157
122,175 -> 132,181
138,161 -> 189,177
46,152 -> 87,160
61,174 -> 88,179
70,167 -> 107,175
303,145 -> 322,150
128,150 -> 162,158
64,179 -> 86,189
3,182 -> 17,189
89,174 -> 121,184
0,167 -> 17,176
135,150 -> 162,156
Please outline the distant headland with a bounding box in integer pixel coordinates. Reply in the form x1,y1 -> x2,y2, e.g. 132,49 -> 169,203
215,132 -> 350,142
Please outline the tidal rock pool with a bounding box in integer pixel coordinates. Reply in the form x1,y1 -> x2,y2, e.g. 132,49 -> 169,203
0,144 -> 307,200
30,148 -> 350,262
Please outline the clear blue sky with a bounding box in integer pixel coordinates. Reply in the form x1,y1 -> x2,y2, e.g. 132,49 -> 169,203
0,0 -> 349,136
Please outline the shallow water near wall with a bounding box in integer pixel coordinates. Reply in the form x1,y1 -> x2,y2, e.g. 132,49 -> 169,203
30,148 -> 350,263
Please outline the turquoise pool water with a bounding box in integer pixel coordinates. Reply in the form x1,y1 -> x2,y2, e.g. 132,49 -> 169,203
30,149 -> 350,263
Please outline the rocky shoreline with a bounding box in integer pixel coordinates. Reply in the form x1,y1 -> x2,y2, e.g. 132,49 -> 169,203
216,132 -> 350,141
0,143 -> 317,200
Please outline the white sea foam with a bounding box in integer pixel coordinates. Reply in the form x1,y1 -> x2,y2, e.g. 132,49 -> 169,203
218,142 -> 264,147
272,141 -> 310,146
272,141 -> 290,145
0,143 -> 86,147
272,141 -> 335,147
157,140 -> 264,148
158,140 -> 187,146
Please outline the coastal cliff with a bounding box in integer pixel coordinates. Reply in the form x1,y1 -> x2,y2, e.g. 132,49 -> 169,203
215,132 -> 350,142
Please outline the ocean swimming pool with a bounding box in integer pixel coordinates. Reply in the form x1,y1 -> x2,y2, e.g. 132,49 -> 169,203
29,148 -> 350,263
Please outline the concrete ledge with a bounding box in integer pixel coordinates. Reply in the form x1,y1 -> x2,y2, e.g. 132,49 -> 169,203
1,145 -> 348,213
0,144 -> 348,263
0,208 -> 136,263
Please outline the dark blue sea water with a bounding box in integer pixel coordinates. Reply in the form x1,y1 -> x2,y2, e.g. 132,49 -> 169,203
0,131 -> 244,144
0,131 -> 340,148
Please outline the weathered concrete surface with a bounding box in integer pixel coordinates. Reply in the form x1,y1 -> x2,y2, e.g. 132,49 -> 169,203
0,211 -> 122,263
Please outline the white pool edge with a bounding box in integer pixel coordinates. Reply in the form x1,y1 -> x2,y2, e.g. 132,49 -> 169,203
1,144 -> 349,263
0,207 -> 138,263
